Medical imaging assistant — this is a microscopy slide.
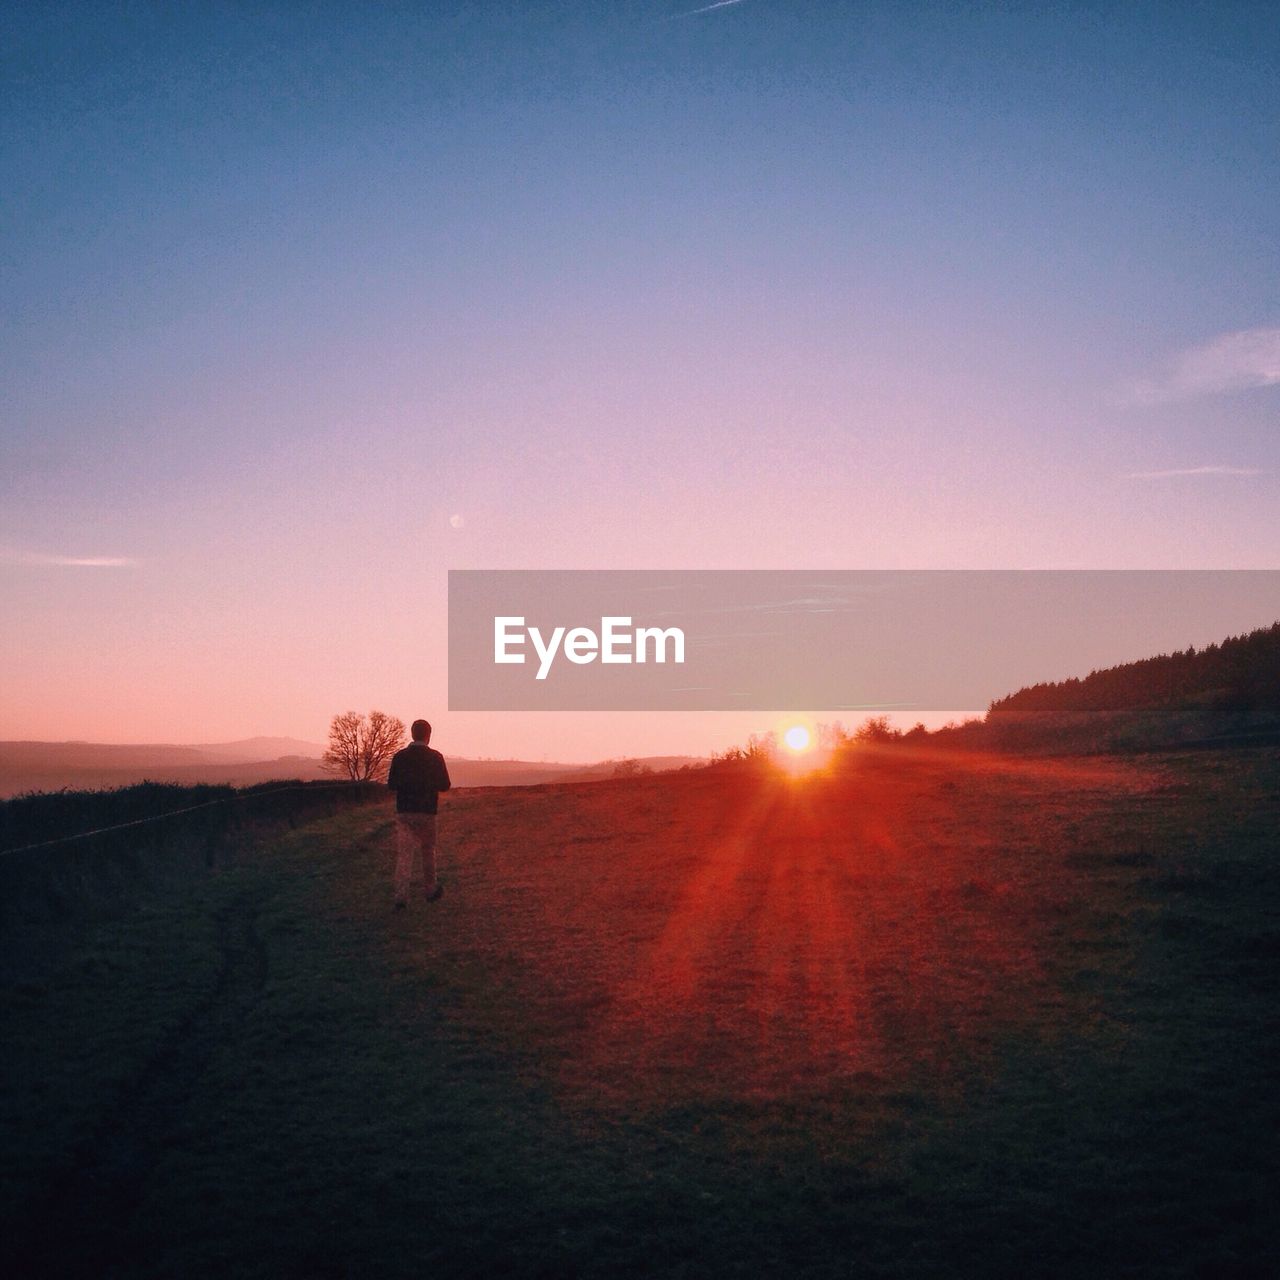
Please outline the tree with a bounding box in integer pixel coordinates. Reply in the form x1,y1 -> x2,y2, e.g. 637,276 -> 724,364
322,710 -> 406,781
854,715 -> 902,744
610,758 -> 653,778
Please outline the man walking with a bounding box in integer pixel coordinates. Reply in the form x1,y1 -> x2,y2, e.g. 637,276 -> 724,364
386,719 -> 451,908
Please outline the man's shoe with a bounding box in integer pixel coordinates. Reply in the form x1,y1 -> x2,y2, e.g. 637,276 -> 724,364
426,881 -> 444,903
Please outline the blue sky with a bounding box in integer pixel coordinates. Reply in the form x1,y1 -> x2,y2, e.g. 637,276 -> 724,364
2,1 -> 1278,753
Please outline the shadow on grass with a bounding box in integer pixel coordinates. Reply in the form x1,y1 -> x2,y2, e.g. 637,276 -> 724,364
2,750 -> 1278,1277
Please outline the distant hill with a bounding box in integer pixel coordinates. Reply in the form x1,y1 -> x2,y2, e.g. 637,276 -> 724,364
0,742 -> 213,771
194,737 -> 327,761
0,741 -> 706,799
557,756 -> 708,781
0,743 -> 325,798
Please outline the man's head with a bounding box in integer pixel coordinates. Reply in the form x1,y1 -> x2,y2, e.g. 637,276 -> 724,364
410,719 -> 431,743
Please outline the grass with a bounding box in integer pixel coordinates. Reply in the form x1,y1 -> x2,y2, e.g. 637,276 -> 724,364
1,747 -> 1277,1277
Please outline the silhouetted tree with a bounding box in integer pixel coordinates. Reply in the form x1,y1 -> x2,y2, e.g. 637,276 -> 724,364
322,710 -> 406,782
611,758 -> 653,778
854,715 -> 902,744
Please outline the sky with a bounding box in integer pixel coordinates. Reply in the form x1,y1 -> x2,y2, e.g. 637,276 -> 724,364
2,1 -> 1278,759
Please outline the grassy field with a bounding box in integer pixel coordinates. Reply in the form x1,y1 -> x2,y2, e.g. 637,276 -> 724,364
2,747 -> 1276,1278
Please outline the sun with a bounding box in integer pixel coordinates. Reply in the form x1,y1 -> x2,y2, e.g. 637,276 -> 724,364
783,724 -> 812,752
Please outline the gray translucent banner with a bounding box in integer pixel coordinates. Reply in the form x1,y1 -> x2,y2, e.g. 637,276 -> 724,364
447,570 -> 1280,711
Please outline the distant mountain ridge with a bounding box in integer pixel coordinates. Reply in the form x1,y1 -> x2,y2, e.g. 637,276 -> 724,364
0,738 -> 327,771
194,737 -> 327,761
0,740 -> 706,799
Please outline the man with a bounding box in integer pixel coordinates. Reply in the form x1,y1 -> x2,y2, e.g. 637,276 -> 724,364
386,719 -> 451,908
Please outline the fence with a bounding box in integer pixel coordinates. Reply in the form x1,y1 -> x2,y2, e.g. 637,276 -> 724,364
0,780 -> 388,980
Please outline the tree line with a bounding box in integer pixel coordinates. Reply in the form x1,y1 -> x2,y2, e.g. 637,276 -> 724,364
988,621 -> 1280,718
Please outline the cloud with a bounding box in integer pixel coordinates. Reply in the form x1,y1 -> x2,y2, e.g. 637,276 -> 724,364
1125,465 -> 1265,479
669,0 -> 748,18
0,547 -> 138,567
1130,327 -> 1280,403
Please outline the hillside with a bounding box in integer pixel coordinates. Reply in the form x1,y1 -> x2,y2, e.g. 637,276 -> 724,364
2,747 -> 1276,1276
990,620 -> 1280,718
930,620 -> 1280,754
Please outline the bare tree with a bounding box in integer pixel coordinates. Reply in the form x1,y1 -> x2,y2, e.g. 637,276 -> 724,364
322,710 -> 406,781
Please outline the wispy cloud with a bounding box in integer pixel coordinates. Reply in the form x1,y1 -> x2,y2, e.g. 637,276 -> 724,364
0,547 -> 139,567
1129,327 -> 1280,404
1126,465 -> 1265,480
668,0 -> 748,18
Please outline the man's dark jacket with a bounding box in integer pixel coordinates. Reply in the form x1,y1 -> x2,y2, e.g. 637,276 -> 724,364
387,742 -> 451,814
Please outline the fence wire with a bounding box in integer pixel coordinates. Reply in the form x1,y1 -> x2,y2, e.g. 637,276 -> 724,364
0,783 -> 381,858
